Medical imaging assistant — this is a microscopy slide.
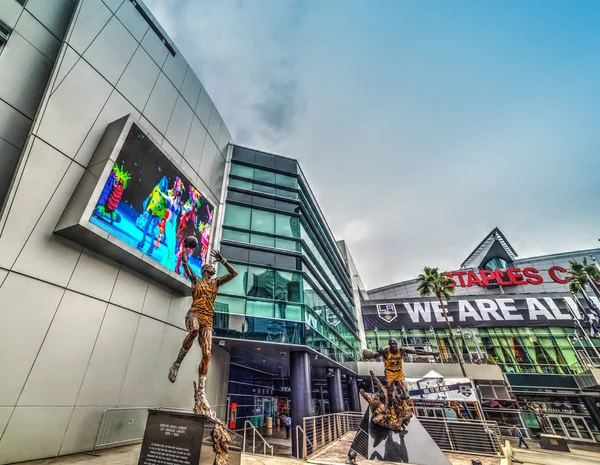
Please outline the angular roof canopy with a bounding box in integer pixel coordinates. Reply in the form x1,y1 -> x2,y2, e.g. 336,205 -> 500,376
460,227 -> 518,269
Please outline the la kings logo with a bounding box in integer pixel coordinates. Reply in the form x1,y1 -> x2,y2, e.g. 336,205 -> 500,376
377,303 -> 398,323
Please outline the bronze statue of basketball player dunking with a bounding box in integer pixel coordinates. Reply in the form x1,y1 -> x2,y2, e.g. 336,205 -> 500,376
168,237 -> 237,417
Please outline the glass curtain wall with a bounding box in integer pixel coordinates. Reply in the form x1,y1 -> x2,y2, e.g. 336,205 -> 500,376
364,327 -> 599,374
217,159 -> 360,362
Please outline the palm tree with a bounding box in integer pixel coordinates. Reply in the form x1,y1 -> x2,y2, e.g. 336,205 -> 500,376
568,258 -> 600,317
417,266 -> 467,377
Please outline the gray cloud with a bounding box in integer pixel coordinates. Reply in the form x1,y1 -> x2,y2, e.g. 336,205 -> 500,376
254,80 -> 303,140
141,1 -> 600,290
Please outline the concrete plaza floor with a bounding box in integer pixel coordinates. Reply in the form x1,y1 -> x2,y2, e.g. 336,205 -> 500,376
12,435 -> 600,465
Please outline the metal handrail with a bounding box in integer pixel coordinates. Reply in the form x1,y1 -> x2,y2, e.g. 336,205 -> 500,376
296,424 -> 313,459
89,407 -> 149,455
242,420 -> 274,456
296,411 -> 362,459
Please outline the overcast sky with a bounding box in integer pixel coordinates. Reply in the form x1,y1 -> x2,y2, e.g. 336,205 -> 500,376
145,0 -> 600,290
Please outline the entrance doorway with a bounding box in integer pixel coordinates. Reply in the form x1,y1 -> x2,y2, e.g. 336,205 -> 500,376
547,415 -> 595,442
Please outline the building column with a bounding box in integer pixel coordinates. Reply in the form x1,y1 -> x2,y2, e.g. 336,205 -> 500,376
327,367 -> 344,413
582,396 -> 600,432
347,375 -> 360,412
290,351 -> 312,457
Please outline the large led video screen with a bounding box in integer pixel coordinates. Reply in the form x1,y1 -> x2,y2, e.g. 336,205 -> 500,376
90,123 -> 214,278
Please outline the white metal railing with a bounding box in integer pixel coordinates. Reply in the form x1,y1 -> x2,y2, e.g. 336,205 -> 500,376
89,408 -> 149,455
296,411 -> 363,459
242,420 -> 274,455
419,417 -> 503,456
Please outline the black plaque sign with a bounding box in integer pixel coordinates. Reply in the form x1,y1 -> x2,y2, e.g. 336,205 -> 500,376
138,410 -> 204,465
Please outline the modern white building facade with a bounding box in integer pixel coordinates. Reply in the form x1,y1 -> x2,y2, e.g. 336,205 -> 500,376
0,1 -> 232,462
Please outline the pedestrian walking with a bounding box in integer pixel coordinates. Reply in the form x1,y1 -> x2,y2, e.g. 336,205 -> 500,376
513,425 -> 529,449
285,414 -> 292,439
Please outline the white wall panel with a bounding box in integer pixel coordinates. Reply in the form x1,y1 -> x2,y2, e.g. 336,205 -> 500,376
0,0 -> 23,28
0,273 -> 64,406
195,88 -> 213,129
167,295 -> 192,330
217,122 -> 231,156
119,316 -> 165,406
67,248 -> 119,301
116,0 -> 148,41
0,406 -> 73,465
198,137 -> 218,188
184,115 -> 207,172
16,20 -> 54,66
12,161 -> 85,287
0,33 -> 53,119
138,115 -> 164,144
116,46 -> 160,112
15,10 -> 61,61
163,326 -> 201,408
211,153 -> 226,199
141,28 -> 168,67
18,291 -> 107,406
207,106 -> 222,143
143,72 -> 178,134
37,58 -> 113,158
162,49 -> 188,90
110,266 -> 149,312
142,282 -> 171,321
206,345 -> 230,417
180,69 -> 202,110
151,325 -> 183,407
0,95 -> 32,150
75,89 -> 140,166
165,95 -> 193,154
83,16 -> 138,86
76,305 -> 139,406
25,0 -> 75,40
161,138 -> 183,166
0,407 -> 13,439
51,45 -> 80,94
66,0 -> 112,55
0,138 -> 71,270
59,406 -> 106,455
102,0 -> 125,13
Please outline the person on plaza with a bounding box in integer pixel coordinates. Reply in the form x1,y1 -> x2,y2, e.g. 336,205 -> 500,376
167,239 -> 237,415
513,425 -> 529,449
284,414 -> 292,439
362,338 -> 437,400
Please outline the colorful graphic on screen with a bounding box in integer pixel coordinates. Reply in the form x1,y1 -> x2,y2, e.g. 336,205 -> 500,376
90,123 -> 214,278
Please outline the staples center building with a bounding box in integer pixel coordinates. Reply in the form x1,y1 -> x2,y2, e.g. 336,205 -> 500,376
365,228 -> 600,443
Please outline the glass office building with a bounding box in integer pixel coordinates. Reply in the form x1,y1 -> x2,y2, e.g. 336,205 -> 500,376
365,228 -> 600,443
214,146 -> 360,362
210,146 -> 362,447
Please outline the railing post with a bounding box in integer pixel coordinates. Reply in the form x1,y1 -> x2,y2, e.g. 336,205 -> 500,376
313,418 -> 317,449
253,427 -> 256,453
302,428 -> 307,459
321,417 -> 325,446
243,422 -> 247,453
444,420 -> 455,451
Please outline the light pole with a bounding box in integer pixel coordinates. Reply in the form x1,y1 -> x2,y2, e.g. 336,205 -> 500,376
563,297 -> 600,364
463,328 -> 483,362
457,326 -> 473,363
429,326 -> 442,363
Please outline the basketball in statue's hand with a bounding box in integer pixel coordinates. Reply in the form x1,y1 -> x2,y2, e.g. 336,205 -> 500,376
184,236 -> 199,249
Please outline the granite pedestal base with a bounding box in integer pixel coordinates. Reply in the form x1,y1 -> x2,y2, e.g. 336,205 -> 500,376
138,409 -> 241,465
350,411 -> 451,465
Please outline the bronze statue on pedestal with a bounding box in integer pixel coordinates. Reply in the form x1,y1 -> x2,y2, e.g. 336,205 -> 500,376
362,338 -> 437,430
168,237 -> 237,417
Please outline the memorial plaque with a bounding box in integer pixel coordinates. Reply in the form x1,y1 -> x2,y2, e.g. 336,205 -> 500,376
138,410 -> 204,465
